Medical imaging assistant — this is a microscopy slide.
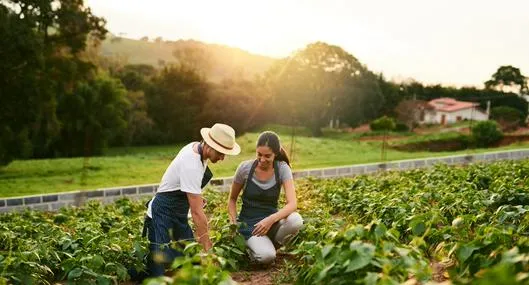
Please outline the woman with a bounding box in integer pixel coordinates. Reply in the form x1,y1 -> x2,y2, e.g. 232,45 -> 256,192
228,131 -> 303,264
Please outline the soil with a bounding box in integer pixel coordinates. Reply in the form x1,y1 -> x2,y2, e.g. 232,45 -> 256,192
495,134 -> 529,146
430,260 -> 451,283
231,252 -> 293,285
344,124 -> 371,133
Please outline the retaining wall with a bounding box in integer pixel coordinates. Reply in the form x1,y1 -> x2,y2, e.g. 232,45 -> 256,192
2,149 -> 528,213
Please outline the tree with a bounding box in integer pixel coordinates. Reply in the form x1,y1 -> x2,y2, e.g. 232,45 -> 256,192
200,79 -> 269,134
0,0 -> 107,163
117,90 -> 155,146
377,74 -> 401,117
117,64 -> 156,91
394,100 -> 428,130
145,65 -> 209,143
106,64 -> 157,146
485,66 -> 528,95
55,74 -> 129,156
267,42 -> 383,136
490,106 -> 524,131
0,5 -> 42,164
172,46 -> 213,76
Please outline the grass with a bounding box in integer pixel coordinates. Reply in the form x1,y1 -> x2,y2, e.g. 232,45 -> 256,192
394,131 -> 465,144
1,125 -> 529,198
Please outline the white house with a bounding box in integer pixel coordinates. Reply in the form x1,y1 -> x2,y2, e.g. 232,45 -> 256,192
420,98 -> 489,125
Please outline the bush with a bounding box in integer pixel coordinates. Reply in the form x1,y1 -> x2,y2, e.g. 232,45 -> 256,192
395,122 -> 410,132
370,116 -> 396,131
490,106 -> 525,131
471,120 -> 503,147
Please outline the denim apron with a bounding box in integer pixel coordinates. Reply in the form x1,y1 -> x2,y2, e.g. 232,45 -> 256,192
238,160 -> 282,240
142,147 -> 213,276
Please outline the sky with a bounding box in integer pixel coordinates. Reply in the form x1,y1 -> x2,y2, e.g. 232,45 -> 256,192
85,0 -> 529,88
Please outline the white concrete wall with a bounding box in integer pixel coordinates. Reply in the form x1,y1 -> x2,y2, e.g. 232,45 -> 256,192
422,108 -> 488,124
2,149 -> 529,213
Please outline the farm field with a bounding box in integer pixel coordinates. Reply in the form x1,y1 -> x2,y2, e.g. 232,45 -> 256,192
1,160 -> 528,284
2,125 -> 529,198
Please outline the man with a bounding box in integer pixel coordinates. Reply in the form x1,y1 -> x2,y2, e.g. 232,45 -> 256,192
141,123 -> 241,277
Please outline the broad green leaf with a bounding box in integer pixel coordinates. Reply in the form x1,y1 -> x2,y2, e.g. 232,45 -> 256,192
346,241 -> 375,272
116,265 -> 128,280
316,263 -> 336,282
234,235 -> 246,250
374,223 -> 387,240
228,259 -> 237,270
96,276 -> 111,285
183,242 -> 200,253
144,277 -> 173,285
67,268 -> 83,280
216,256 -> 227,268
394,247 -> 410,257
171,257 -> 187,269
344,228 -> 356,241
456,244 -> 480,263
321,245 -> 334,258
410,220 -> 426,236
90,255 -> 105,269
214,247 -> 225,256
231,248 -> 245,255
364,272 -> 379,285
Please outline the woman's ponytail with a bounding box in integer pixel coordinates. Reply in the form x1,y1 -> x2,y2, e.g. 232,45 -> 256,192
277,146 -> 290,166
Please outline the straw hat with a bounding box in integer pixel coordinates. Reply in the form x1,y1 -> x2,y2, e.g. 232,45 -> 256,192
200,123 -> 241,155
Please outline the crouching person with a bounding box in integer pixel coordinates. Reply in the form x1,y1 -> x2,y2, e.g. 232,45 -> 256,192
228,131 -> 303,264
142,123 -> 241,277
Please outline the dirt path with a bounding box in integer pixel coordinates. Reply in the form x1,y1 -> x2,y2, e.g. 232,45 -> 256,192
231,253 -> 293,285
231,270 -> 274,285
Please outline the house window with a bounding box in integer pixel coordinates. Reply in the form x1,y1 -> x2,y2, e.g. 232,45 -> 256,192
456,116 -> 462,121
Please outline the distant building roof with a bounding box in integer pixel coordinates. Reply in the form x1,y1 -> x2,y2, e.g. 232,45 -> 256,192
428,97 -> 479,112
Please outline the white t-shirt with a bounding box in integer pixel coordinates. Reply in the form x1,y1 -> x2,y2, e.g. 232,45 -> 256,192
147,142 -> 207,217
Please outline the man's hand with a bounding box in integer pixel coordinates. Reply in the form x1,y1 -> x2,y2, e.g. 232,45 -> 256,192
187,193 -> 210,252
199,235 -> 213,251
252,216 -> 276,236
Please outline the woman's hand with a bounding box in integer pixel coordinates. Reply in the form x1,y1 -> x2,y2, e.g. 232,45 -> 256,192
252,215 -> 276,236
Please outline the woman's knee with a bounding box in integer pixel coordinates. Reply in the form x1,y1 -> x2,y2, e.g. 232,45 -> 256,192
286,212 -> 304,230
251,248 -> 276,264
247,236 -> 277,264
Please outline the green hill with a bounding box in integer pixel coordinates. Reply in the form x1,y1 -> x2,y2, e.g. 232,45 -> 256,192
100,37 -> 277,81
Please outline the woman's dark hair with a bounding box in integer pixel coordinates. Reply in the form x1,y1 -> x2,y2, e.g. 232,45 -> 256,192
256,131 -> 290,166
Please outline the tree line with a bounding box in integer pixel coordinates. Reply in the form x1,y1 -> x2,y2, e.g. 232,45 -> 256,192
1,0 -> 528,166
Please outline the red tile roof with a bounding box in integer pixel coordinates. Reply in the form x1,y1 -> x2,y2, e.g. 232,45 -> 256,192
428,98 -> 479,112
